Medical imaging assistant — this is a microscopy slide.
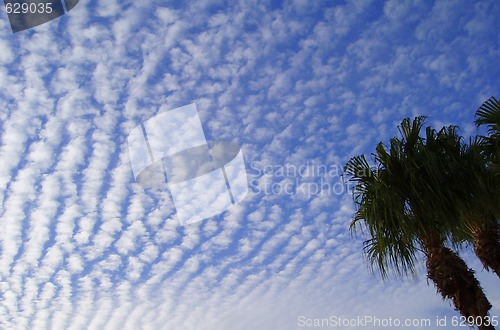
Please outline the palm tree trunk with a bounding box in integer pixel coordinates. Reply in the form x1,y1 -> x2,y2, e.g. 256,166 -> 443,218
424,240 -> 494,330
472,218 -> 500,278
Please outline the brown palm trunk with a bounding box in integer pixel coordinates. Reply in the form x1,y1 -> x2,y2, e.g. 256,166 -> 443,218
472,218 -> 500,278
424,239 -> 494,330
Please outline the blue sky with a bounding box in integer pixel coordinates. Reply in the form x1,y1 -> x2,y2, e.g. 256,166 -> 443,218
0,0 -> 499,329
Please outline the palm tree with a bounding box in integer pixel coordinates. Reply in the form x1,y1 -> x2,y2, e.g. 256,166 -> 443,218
344,117 -> 494,330
475,96 -> 500,175
451,137 -> 500,278
472,96 -> 500,277
414,122 -> 500,278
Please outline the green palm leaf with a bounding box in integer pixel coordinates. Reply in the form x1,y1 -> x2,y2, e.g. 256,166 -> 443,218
475,96 -> 500,133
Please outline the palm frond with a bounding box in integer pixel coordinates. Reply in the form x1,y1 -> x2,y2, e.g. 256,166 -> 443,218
475,96 -> 500,134
398,117 -> 427,154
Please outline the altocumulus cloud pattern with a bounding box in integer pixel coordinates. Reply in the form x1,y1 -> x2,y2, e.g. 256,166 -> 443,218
0,1 -> 498,329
